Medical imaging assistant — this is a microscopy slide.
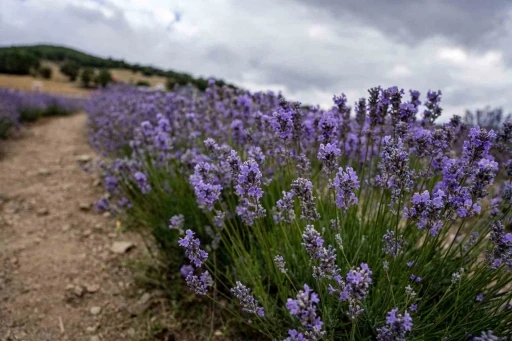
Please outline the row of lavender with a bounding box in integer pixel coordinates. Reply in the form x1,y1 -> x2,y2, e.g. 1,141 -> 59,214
0,88 -> 85,139
87,82 -> 512,340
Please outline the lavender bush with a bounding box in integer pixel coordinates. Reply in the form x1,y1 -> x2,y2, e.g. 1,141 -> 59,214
0,88 -> 85,132
88,82 -> 512,340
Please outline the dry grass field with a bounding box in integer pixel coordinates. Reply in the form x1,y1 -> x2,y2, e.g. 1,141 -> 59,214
0,61 -> 167,97
0,73 -> 90,97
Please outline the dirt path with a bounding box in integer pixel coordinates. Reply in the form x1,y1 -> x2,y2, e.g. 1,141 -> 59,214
0,114 -> 145,341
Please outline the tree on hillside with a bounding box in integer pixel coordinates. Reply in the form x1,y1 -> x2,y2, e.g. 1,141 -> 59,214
60,61 -> 80,81
81,68 -> 95,88
39,66 -> 52,79
94,69 -> 113,88
0,49 -> 40,75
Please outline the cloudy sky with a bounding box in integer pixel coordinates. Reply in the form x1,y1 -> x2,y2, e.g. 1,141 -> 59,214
2,0 -> 512,119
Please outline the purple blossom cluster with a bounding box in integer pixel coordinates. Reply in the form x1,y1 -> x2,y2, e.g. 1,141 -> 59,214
376,308 -> 413,341
178,229 -> 212,295
486,221 -> 512,270
302,225 -> 339,279
190,162 -> 222,211
331,166 -> 360,210
178,229 -> 208,267
234,158 -> 266,225
285,284 -> 325,341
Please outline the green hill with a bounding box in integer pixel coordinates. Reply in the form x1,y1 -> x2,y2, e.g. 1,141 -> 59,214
0,44 -> 231,90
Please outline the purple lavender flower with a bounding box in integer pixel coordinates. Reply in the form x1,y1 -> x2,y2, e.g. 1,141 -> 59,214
104,175 -> 119,192
234,159 -> 266,225
133,171 -> 151,194
230,281 -> 265,316
291,178 -> 320,222
410,274 -> 422,283
409,304 -> 417,312
180,265 -> 194,278
462,127 -> 496,162
382,230 -> 406,258
318,110 -> 339,143
274,255 -> 288,274
169,214 -> 185,234
271,107 -> 294,141
376,136 -> 414,207
117,197 -> 132,208
284,329 -> 307,341
94,197 -> 109,212
178,229 -> 208,267
302,225 -> 339,278
422,90 -> 442,124
213,211 -> 225,228
476,293 -> 484,302
318,141 -> 341,173
227,149 -> 242,179
286,284 -> 325,341
274,190 -> 296,223
404,190 -> 445,236
376,308 -> 413,341
186,270 -> 213,295
190,162 -> 222,211
470,158 -> 499,199
332,167 -> 360,210
344,263 -> 373,301
486,221 -> 512,271
472,330 -> 504,341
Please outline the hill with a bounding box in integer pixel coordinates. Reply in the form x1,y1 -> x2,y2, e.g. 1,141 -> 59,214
0,44 -> 231,90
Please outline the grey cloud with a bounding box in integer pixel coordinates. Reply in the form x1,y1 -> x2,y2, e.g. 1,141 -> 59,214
292,0 -> 512,48
257,64 -> 341,92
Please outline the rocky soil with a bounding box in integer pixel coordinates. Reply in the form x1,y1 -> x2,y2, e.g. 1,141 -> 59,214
0,114 -> 152,341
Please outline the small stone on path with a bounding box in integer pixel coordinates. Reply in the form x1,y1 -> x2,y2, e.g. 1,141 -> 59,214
38,168 -> 51,176
110,241 -> 134,254
74,285 -> 84,297
36,208 -> 49,216
76,154 -> 92,162
90,306 -> 102,315
86,284 -> 100,293
79,203 -> 91,211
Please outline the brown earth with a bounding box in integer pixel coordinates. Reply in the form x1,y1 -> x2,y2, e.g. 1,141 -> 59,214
0,62 -> 167,96
0,114 -> 152,341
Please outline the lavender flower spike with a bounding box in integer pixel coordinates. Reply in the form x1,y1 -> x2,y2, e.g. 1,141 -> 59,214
291,178 -> 320,222
285,284 -> 325,341
376,308 -> 413,341
178,229 -> 208,267
186,270 -> 213,295
230,281 -> 265,316
332,166 -> 360,210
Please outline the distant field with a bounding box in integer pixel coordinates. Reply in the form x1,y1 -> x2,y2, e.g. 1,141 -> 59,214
0,73 -> 90,97
0,61 -> 167,97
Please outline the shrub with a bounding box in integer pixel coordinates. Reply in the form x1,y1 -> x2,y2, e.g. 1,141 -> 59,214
136,80 -> 150,87
88,84 -> 512,340
81,68 -> 95,88
94,69 -> 113,88
39,66 -> 52,79
60,61 -> 80,81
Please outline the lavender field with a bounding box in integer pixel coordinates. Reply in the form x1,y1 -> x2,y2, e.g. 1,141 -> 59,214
84,82 -> 512,340
0,88 -> 85,140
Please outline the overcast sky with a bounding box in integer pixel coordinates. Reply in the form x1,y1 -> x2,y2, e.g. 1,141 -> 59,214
2,0 -> 512,120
